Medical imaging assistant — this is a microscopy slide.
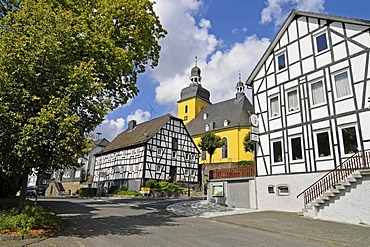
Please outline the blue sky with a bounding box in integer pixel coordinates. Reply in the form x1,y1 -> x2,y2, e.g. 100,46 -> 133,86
94,0 -> 370,141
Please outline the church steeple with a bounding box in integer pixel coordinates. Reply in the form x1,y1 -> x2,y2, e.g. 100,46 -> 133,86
236,72 -> 245,99
190,56 -> 202,84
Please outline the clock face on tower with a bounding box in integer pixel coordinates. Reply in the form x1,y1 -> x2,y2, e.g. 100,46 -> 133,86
250,114 -> 259,127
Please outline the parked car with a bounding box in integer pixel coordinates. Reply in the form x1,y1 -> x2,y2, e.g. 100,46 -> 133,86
26,186 -> 37,197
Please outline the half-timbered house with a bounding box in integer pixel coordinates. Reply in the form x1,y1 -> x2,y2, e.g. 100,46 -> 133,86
93,114 -> 200,192
246,10 -> 370,224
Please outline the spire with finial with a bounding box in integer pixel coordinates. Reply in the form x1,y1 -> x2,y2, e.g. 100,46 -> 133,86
236,71 -> 245,98
190,55 -> 202,84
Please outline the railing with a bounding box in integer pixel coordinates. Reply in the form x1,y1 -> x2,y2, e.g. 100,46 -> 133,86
209,166 -> 255,179
297,150 -> 370,208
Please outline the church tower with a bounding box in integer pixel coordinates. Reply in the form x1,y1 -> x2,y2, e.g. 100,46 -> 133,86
178,59 -> 211,124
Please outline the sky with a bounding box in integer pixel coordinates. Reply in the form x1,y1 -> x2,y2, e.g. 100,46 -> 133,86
93,0 -> 370,141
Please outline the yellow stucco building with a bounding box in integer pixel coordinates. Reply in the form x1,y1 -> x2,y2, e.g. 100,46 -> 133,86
178,64 -> 254,165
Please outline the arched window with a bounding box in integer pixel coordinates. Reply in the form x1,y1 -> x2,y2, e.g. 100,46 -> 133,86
184,105 -> 188,114
221,137 -> 228,159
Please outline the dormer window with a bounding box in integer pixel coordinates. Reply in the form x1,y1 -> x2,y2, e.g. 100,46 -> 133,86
224,120 -> 229,127
203,113 -> 208,120
205,124 -> 209,131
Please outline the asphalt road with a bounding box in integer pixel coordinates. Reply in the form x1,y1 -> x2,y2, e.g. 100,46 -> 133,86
15,197 -> 339,247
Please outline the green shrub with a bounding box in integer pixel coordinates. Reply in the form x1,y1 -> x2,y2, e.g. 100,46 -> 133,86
108,185 -> 118,194
115,186 -> 128,193
0,205 -> 59,234
116,190 -> 142,197
145,179 -> 158,189
78,188 -> 97,197
237,160 -> 254,167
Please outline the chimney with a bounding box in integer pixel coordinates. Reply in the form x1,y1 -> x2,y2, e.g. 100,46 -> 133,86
128,120 -> 136,131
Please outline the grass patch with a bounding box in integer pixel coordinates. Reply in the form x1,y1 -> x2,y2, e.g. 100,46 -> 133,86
0,205 -> 60,235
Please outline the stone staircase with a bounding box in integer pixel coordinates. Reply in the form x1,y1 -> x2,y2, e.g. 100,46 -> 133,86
298,170 -> 365,216
297,150 -> 370,217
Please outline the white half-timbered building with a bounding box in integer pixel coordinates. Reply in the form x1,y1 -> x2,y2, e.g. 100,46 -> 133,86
93,114 -> 200,192
246,10 -> 370,223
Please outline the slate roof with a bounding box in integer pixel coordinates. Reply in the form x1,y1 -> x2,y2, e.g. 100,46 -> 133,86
246,10 -> 370,86
178,83 -> 211,104
186,94 -> 253,136
100,114 -> 177,154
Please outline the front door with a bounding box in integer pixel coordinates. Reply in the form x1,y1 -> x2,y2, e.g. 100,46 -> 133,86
169,166 -> 177,182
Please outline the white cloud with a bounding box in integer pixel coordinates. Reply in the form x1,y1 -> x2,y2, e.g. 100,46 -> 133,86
260,0 -> 325,28
94,118 -> 126,141
151,0 -> 270,112
126,109 -> 151,124
155,35 -> 270,109
93,109 -> 151,141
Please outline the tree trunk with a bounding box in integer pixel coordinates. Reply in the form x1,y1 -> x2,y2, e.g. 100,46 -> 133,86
18,170 -> 29,213
209,154 -> 212,164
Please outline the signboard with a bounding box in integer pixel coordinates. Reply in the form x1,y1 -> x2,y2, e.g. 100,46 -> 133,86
250,114 -> 259,127
251,126 -> 259,134
250,133 -> 259,142
212,182 -> 224,197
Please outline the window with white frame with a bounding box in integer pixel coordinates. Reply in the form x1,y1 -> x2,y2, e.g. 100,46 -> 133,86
172,151 -> 177,159
185,153 -> 190,161
277,184 -> 290,196
334,71 -> 351,99
287,89 -> 299,112
184,169 -> 189,176
311,80 -> 325,105
315,32 -> 328,53
277,52 -> 286,70
270,96 -> 280,117
316,131 -> 331,157
221,137 -> 228,159
290,136 -> 303,161
157,148 -> 162,156
341,126 -> 358,154
272,140 -> 283,163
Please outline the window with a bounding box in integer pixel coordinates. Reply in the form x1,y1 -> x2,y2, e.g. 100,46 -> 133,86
334,71 -> 351,98
224,120 -> 229,127
191,170 -> 195,176
268,185 -> 275,194
157,148 -> 162,156
311,80 -> 325,105
316,132 -> 331,157
184,105 -> 188,114
270,96 -> 280,117
272,140 -> 283,163
203,113 -> 208,120
172,151 -> 177,159
277,53 -> 286,70
184,169 -> 189,176
205,124 -> 209,131
221,137 -> 228,159
156,165 -> 162,172
316,32 -> 328,53
201,150 -> 206,161
342,126 -> 358,154
185,153 -> 190,161
287,89 -> 299,112
277,185 -> 290,196
172,138 -> 178,150
291,137 -> 303,161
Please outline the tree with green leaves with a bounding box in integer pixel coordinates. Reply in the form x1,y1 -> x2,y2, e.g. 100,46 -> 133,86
243,132 -> 254,153
198,131 -> 224,164
0,0 -> 166,211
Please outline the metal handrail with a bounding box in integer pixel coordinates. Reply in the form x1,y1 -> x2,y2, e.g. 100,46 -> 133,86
297,149 -> 370,207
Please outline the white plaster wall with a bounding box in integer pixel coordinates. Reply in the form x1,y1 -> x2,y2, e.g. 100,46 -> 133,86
306,175 -> 370,225
251,172 -> 327,212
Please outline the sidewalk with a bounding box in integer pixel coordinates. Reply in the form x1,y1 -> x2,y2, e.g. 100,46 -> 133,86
169,200 -> 370,246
